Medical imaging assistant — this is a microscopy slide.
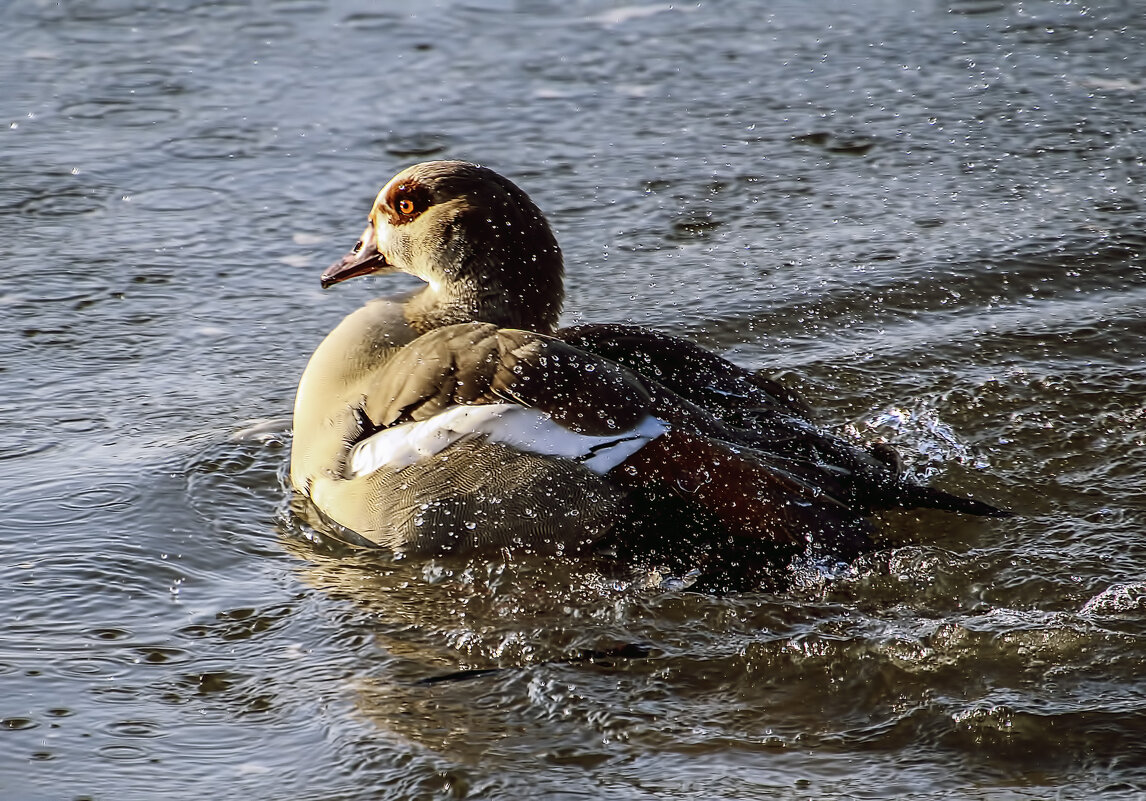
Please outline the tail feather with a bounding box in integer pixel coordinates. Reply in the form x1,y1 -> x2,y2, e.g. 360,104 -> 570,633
894,482 -> 1013,518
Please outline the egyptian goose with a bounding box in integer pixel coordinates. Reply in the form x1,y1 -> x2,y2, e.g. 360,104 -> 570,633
290,160 -> 1008,574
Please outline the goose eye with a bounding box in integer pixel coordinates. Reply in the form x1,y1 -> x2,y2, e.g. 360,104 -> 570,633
397,198 -> 415,215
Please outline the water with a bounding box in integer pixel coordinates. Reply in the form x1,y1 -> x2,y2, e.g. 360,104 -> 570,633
3,0 -> 1146,797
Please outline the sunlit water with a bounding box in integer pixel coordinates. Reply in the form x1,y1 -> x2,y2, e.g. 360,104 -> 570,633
3,1 -> 1146,798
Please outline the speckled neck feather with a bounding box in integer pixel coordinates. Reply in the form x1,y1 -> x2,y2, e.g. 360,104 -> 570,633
400,162 -> 565,335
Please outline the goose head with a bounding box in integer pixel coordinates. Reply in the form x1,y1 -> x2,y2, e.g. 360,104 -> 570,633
322,160 -> 565,334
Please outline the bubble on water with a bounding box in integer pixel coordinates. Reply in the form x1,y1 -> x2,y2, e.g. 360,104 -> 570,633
657,569 -> 701,592
951,704 -> 1015,740
862,402 -> 988,480
1080,583 -> 1146,616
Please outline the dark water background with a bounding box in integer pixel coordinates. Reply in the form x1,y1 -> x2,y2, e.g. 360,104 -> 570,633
3,0 -> 1146,798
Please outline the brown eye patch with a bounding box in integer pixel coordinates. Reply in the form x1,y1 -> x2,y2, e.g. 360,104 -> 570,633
384,180 -> 431,224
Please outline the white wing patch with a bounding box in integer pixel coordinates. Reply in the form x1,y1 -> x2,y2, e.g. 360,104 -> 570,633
347,403 -> 666,478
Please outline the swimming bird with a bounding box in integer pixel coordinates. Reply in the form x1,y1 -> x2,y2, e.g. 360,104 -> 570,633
290,160 -> 1008,577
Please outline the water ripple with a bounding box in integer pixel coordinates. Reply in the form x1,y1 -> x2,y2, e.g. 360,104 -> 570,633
0,476 -> 140,529
12,185 -> 107,217
59,99 -> 182,127
163,130 -> 263,161
125,186 -> 229,213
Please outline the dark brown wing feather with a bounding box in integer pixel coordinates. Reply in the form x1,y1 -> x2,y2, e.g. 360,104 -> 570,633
489,329 -> 652,435
359,321 -> 655,436
558,323 -> 813,424
558,323 -> 1011,519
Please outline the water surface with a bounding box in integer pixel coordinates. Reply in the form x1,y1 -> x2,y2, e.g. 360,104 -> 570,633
3,1 -> 1146,798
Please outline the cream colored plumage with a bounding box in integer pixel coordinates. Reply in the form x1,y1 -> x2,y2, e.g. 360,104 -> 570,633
290,162 -> 652,554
